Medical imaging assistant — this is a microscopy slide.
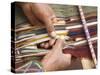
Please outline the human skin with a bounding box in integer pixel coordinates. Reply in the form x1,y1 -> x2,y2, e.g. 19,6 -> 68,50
17,3 -> 72,71
17,3 -> 57,35
17,2 -> 58,49
41,39 -> 72,71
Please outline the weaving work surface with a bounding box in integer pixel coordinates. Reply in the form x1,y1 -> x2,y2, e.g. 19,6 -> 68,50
11,4 -> 97,73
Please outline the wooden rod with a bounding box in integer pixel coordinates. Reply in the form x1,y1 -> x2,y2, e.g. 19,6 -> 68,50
81,58 -> 95,69
78,6 -> 97,66
16,30 -> 68,43
16,22 -> 97,44
15,12 -> 97,32
66,21 -> 97,29
15,37 -> 97,59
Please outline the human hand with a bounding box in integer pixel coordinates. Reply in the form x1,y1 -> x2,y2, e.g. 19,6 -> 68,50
41,39 -> 72,71
17,3 -> 57,36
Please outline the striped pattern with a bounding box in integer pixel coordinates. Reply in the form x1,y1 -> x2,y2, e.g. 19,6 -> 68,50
14,8 -> 97,72
78,6 -> 97,65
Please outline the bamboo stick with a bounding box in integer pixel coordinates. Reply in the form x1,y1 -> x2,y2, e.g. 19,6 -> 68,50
16,51 -> 48,59
16,23 -> 97,46
78,6 -> 97,66
15,30 -> 97,50
15,37 -> 97,59
66,21 -> 97,29
15,12 -> 97,32
16,21 -> 97,41
16,30 -> 68,43
81,58 -> 95,69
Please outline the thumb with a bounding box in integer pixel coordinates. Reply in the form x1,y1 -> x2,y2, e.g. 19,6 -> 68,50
52,39 -> 65,52
44,15 -> 59,38
44,18 -> 56,37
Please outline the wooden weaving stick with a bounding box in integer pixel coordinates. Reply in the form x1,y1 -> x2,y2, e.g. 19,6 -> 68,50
15,36 -> 97,59
78,6 -> 97,68
15,12 -> 97,32
15,25 -> 97,50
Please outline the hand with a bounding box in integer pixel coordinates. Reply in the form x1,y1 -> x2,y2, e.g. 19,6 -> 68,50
17,3 -> 57,36
41,39 -> 72,71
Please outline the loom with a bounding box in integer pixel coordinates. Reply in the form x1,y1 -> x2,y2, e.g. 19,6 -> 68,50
11,4 -> 97,73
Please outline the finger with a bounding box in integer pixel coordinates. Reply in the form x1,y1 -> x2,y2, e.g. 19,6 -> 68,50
49,38 -> 56,46
31,3 -> 56,36
63,54 -> 72,66
54,39 -> 64,48
44,43 -> 49,49
40,42 -> 45,48
52,39 -> 65,52
45,4 -> 55,17
46,5 -> 57,23
21,3 -> 40,26
45,15 -> 57,36
63,54 -> 72,59
42,3 -> 56,22
51,17 -> 58,23
44,18 -> 56,37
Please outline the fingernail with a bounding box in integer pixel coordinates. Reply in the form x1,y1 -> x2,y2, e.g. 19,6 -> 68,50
44,43 -> 49,49
52,18 -> 57,23
40,43 -> 45,48
49,39 -> 55,46
50,31 -> 57,38
59,35 -> 65,40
